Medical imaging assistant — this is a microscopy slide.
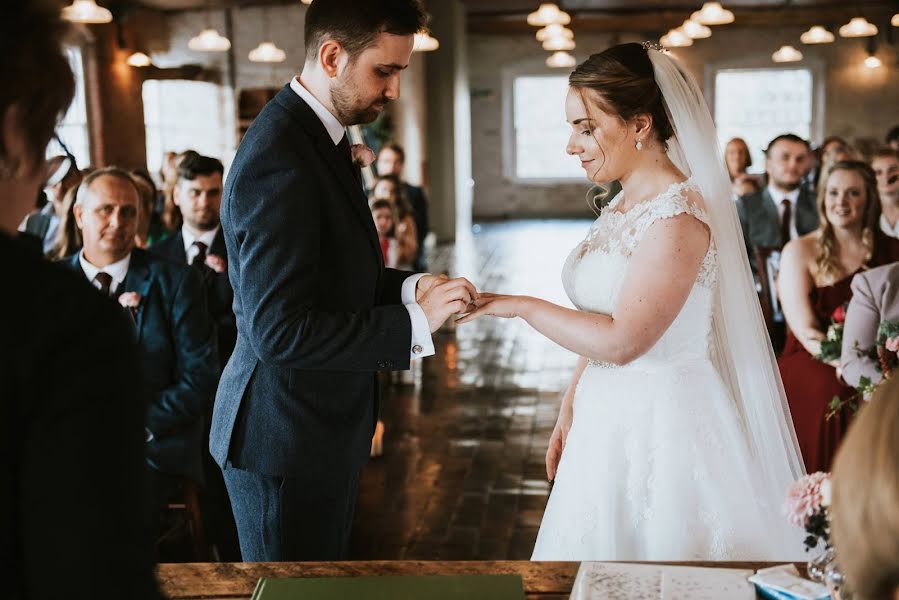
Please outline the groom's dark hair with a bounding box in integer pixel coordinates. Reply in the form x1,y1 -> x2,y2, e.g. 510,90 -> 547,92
304,0 -> 429,64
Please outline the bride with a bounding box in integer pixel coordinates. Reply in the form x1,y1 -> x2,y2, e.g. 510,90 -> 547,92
458,42 -> 806,560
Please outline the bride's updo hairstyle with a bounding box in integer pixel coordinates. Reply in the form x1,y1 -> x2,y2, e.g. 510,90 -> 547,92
569,43 -> 675,152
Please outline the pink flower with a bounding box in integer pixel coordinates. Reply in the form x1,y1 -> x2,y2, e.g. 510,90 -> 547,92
784,472 -> 830,528
205,254 -> 227,274
351,144 -> 376,168
118,292 -> 142,309
885,336 -> 899,353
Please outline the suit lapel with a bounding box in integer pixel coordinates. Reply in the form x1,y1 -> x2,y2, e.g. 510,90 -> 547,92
796,189 -> 818,235
759,189 -> 781,246
211,228 -> 227,259
121,250 -> 153,341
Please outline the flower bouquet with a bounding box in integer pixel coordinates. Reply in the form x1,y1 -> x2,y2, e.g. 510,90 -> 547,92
817,304 -> 847,364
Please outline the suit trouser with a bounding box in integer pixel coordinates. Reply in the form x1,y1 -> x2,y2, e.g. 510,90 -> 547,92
222,462 -> 360,561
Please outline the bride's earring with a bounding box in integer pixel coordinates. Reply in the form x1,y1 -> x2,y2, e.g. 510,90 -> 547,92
635,139 -> 643,151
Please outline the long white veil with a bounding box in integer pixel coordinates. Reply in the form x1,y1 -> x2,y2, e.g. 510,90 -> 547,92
646,49 -> 806,500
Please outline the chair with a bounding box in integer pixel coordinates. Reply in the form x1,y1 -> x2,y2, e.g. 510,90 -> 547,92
157,479 -> 212,562
755,246 -> 785,351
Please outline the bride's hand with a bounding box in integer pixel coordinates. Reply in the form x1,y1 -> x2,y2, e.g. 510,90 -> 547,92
455,294 -> 533,324
546,402 -> 573,482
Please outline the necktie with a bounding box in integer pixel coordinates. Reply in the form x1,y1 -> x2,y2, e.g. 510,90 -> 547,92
780,199 -> 792,247
95,272 -> 113,297
337,133 -> 363,188
191,241 -> 208,268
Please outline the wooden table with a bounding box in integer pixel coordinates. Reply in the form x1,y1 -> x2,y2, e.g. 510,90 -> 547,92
158,561 -> 801,599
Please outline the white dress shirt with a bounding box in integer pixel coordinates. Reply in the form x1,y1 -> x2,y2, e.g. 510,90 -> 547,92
289,76 -> 434,360
880,214 -> 899,239
182,225 -> 220,265
768,186 -> 801,241
79,251 -> 131,295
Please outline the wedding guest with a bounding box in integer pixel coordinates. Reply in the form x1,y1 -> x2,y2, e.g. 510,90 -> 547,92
371,198 -> 401,268
820,136 -> 854,165
2,2 -> 162,598
132,168 -> 168,247
830,377 -> 899,600
150,153 -> 240,559
724,137 -> 759,199
737,134 -> 817,258
47,184 -> 82,259
373,174 -> 418,270
887,125 -> 899,152
160,150 -> 200,235
376,141 -> 429,269
840,262 -> 899,389
62,167 -> 219,544
873,148 -> 899,239
777,160 -> 885,472
21,153 -> 81,253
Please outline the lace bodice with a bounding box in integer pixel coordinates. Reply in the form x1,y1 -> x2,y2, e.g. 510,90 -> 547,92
561,180 -> 718,366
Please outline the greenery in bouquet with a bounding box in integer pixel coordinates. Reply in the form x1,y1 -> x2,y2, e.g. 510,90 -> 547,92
830,318 -> 899,419
817,304 -> 847,364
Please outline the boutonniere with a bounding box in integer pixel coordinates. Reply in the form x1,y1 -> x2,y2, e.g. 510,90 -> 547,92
118,292 -> 142,321
350,144 -> 375,168
205,254 -> 227,274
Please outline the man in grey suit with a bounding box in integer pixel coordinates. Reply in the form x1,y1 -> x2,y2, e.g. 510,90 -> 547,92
736,133 -> 818,259
840,263 -> 899,389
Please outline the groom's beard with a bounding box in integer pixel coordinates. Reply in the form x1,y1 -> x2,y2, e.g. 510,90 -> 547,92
331,79 -> 388,126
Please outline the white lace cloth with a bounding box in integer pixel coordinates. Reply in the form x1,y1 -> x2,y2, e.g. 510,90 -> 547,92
531,181 -> 797,561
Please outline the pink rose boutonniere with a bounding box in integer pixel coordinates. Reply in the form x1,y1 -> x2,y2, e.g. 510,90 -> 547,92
205,254 -> 227,274
118,292 -> 142,321
351,144 -> 376,168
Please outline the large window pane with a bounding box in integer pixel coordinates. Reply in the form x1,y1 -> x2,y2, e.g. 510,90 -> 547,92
47,46 -> 90,168
513,75 -> 582,180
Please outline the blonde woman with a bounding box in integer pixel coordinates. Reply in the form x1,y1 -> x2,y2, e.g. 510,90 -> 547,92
831,376 -> 899,600
777,161 -> 887,473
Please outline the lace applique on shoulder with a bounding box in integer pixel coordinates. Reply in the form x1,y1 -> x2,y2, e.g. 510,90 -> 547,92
573,179 -> 718,289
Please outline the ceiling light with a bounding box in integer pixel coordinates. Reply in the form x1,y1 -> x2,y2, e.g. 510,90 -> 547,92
542,36 -> 575,51
546,51 -> 576,68
660,28 -> 693,48
691,2 -> 734,26
248,42 -> 286,63
300,0 -> 312,4
126,52 -> 152,67
681,19 -> 711,39
839,17 -> 878,38
536,23 -> 573,42
892,13 -> 898,26
188,28 -> 231,52
800,26 -> 835,44
864,55 -> 883,69
527,3 -> 571,27
772,45 -> 803,63
413,31 -> 439,52
61,0 -> 112,24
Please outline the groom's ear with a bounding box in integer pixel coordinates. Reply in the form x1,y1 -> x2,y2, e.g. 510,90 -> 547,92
318,39 -> 347,78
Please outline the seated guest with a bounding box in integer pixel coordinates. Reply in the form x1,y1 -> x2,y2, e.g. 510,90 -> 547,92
873,148 -> 899,239
21,153 -> 81,254
47,184 -> 82,260
376,141 -> 429,270
737,134 -> 818,259
777,160 -> 885,473
2,3 -> 162,597
371,198 -> 402,269
63,167 -> 219,543
819,136 -> 854,165
840,262 -> 899,389
150,154 -> 240,559
831,377 -> 899,600
888,125 -> 899,152
132,168 -> 168,247
372,175 -> 418,270
724,137 -> 760,199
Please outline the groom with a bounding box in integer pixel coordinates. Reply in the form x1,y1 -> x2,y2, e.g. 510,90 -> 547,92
210,0 -> 476,561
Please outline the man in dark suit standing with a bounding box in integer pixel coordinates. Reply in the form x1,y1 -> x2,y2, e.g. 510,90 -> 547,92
63,168 -> 220,539
211,0 -> 477,562
376,141 -> 430,270
151,153 -> 240,560
3,3 -> 162,598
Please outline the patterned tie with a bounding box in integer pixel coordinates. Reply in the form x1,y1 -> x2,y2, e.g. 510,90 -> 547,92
191,241 -> 208,269
95,271 -> 113,297
780,199 -> 792,248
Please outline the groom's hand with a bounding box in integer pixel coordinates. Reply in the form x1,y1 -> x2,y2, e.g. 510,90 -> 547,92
415,273 -> 448,303
419,278 -> 479,332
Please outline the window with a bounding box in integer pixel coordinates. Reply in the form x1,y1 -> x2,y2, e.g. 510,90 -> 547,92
512,75 -> 582,180
143,80 -> 235,177
48,46 -> 91,168
714,68 -> 813,172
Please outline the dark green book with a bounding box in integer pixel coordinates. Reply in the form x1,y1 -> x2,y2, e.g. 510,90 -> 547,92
250,574 -> 525,599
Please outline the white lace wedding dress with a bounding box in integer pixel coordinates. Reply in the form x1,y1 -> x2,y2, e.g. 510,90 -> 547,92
531,180 -> 796,561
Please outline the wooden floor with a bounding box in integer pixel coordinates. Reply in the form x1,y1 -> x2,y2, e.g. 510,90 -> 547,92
350,219 -> 592,561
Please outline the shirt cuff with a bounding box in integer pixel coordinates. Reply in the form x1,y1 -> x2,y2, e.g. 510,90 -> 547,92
405,303 -> 435,361
401,273 -> 428,305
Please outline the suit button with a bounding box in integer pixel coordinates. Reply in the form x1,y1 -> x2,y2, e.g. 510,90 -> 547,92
412,345 -> 423,354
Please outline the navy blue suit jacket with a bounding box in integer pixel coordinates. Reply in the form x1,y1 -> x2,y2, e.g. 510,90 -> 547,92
63,248 -> 219,482
210,85 -> 414,481
151,228 -> 236,368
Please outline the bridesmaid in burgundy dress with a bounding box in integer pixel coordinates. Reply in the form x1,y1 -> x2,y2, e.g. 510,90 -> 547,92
777,161 -> 887,473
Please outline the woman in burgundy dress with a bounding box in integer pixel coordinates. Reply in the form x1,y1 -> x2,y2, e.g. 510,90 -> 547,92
778,161 -> 885,473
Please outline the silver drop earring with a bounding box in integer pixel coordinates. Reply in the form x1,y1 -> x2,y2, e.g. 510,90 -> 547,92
635,139 -> 643,151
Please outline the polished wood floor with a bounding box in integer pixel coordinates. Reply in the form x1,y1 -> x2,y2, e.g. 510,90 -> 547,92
350,220 -> 592,561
